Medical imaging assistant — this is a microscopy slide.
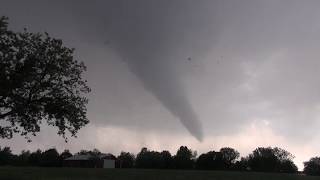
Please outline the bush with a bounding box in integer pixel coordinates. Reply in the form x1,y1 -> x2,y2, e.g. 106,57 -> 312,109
247,147 -> 297,173
304,157 -> 320,176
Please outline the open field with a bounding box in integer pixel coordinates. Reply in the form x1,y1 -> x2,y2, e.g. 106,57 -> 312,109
0,167 -> 319,180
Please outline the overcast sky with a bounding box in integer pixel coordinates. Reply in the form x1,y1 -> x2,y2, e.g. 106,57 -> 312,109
1,0 -> 320,170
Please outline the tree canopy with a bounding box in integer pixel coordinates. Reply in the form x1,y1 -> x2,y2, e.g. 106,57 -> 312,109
196,147 -> 240,170
247,147 -> 297,173
173,146 -> 195,169
0,16 -> 90,140
117,152 -> 135,168
304,157 -> 320,176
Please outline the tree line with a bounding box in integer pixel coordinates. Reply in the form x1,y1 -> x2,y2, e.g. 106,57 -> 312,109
1,145 -> 320,175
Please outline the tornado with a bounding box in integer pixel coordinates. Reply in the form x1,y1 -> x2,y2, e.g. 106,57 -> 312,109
95,0 -> 220,141
123,54 -> 204,141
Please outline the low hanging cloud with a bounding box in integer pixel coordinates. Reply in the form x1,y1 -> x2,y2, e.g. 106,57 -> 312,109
2,0 -> 320,167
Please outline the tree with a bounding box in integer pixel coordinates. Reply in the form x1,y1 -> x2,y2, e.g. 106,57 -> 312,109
248,147 -> 278,172
118,152 -> 135,168
135,147 -> 162,169
77,150 -> 90,155
60,149 -> 72,160
59,149 -> 72,166
233,157 -> 249,171
14,150 -> 31,166
173,146 -> 194,169
135,147 -> 147,168
0,16 -> 90,140
220,147 -> 240,168
76,148 -> 101,157
160,150 -> 173,169
247,147 -> 297,173
40,148 -> 59,167
135,148 -> 176,169
0,146 -> 13,165
304,157 -> 320,176
91,149 -> 102,156
28,149 -> 42,166
196,149 -> 240,170
196,151 -> 224,170
279,159 -> 298,173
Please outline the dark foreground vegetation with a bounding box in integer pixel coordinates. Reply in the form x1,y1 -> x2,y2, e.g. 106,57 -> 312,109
0,167 -> 319,180
1,145 -> 320,176
0,16 -> 90,140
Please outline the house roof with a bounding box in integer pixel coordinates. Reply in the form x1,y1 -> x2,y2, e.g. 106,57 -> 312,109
65,154 -> 92,161
100,153 -> 116,160
64,153 -> 116,161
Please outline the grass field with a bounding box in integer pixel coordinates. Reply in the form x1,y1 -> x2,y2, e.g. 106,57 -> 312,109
0,167 -> 319,180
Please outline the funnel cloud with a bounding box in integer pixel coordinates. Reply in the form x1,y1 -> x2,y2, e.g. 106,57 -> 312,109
91,0 -> 222,140
103,1 -> 213,141
123,55 -> 204,141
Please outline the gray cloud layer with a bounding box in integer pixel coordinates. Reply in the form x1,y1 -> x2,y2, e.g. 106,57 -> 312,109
1,0 -> 320,144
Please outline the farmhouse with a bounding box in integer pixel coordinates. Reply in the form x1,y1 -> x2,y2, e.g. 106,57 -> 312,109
63,153 -> 117,168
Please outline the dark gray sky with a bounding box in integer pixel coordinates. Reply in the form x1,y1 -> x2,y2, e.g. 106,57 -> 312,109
1,0 -> 320,169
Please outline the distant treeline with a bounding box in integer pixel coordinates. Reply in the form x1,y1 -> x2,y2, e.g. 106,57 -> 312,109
0,146 -> 320,176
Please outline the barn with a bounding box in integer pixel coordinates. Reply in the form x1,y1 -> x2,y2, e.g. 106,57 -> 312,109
63,153 -> 117,168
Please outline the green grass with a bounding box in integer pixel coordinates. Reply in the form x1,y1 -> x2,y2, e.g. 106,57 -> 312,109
0,167 -> 318,180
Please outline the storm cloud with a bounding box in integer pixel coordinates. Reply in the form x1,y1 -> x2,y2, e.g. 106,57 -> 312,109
2,0 -> 320,169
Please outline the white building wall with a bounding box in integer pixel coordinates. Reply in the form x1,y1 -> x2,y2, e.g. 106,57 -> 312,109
103,159 -> 115,168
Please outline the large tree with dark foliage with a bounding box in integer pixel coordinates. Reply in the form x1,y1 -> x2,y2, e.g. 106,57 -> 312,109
196,147 -> 240,170
196,151 -> 224,170
173,146 -> 195,169
304,157 -> 320,176
233,157 -> 249,171
160,150 -> 173,169
135,148 -> 174,169
13,150 -> 31,166
118,152 -> 135,168
247,147 -> 297,173
40,148 -> 60,167
135,147 -> 162,169
28,149 -> 42,166
0,17 -> 90,140
0,146 -> 13,165
220,147 -> 240,169
59,149 -> 72,166
59,149 -> 72,160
